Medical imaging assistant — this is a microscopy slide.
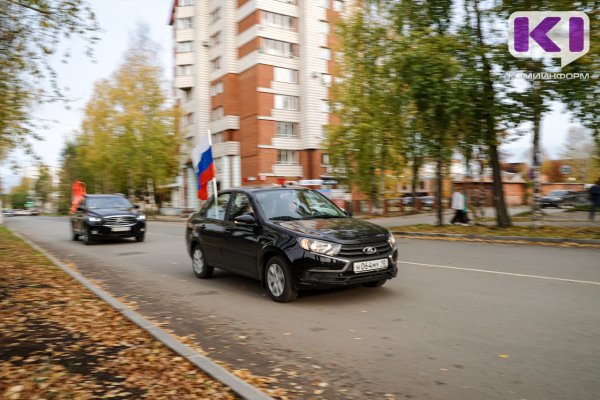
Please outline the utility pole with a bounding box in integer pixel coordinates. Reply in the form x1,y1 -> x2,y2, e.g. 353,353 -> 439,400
531,79 -> 543,227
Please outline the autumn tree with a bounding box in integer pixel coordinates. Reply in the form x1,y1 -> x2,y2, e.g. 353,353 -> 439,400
0,0 -> 98,160
61,26 -> 181,205
34,163 -> 54,206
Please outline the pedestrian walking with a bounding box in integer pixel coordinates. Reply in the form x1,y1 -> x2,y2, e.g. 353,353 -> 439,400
589,178 -> 600,221
450,187 -> 468,225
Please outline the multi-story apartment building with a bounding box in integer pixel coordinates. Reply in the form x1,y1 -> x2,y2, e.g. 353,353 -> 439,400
169,0 -> 353,209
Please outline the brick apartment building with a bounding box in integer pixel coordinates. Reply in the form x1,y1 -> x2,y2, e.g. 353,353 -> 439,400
168,0 -> 354,210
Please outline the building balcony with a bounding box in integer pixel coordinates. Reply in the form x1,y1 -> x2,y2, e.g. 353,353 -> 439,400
213,141 -> 240,158
175,75 -> 194,88
273,164 -> 303,177
210,116 -> 240,133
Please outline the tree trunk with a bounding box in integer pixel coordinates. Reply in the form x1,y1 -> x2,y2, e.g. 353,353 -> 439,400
474,0 -> 511,227
411,160 -> 419,201
435,151 -> 444,226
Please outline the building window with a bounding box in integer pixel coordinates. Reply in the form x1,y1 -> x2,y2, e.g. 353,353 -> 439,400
176,41 -> 193,53
275,0 -> 297,3
320,47 -> 331,60
321,73 -> 332,86
263,11 -> 294,30
211,107 -> 224,121
320,100 -> 330,113
179,0 -> 194,5
321,125 -> 328,138
176,17 -> 193,29
274,95 -> 299,111
333,0 -> 344,12
319,21 -> 329,34
186,113 -> 194,126
322,153 -> 330,165
181,87 -> 193,101
210,31 -> 221,47
274,67 -> 298,84
276,122 -> 298,137
176,64 -> 193,76
277,150 -> 299,165
210,7 -> 221,24
210,57 -> 221,71
210,81 -> 224,96
320,0 -> 330,8
262,38 -> 297,57
213,132 -> 224,144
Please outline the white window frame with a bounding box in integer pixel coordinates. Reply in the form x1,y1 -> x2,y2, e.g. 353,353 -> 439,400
320,100 -> 330,113
210,57 -> 221,72
210,31 -> 221,47
211,107 -> 224,121
176,17 -> 193,29
263,11 -> 294,30
320,0 -> 330,8
333,0 -> 344,12
210,81 -> 224,96
274,95 -> 299,111
176,64 -> 193,76
179,0 -> 194,6
276,122 -> 298,137
263,38 -> 295,57
319,20 -> 330,34
320,47 -> 331,60
274,67 -> 298,84
176,41 -> 193,53
277,150 -> 299,165
210,7 -> 221,24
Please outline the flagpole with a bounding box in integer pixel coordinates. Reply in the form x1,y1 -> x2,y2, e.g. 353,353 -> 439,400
207,129 -> 219,217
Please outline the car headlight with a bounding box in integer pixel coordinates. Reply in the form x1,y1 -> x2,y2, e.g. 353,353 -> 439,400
388,233 -> 396,248
299,238 -> 341,256
137,214 -> 146,221
88,216 -> 102,223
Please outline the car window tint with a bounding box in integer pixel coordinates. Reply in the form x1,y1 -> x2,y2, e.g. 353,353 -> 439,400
204,193 -> 230,221
228,193 -> 254,221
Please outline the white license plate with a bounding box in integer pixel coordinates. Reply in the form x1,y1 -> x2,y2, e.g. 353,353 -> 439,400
353,258 -> 388,273
111,226 -> 131,232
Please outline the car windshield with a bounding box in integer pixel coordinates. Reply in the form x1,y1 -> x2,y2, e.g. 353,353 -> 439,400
87,196 -> 133,209
549,191 -> 568,197
254,189 -> 347,220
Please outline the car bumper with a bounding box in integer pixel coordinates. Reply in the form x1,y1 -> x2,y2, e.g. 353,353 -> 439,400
87,223 -> 146,239
291,248 -> 399,288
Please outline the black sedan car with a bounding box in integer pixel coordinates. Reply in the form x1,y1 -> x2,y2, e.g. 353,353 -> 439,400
541,190 -> 578,208
70,194 -> 146,244
186,187 -> 398,302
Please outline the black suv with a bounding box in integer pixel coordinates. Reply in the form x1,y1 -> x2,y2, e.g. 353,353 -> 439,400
541,190 -> 578,208
70,194 -> 146,244
185,187 -> 398,302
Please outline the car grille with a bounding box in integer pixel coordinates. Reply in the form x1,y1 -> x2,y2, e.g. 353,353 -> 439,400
103,215 -> 137,226
338,240 -> 391,258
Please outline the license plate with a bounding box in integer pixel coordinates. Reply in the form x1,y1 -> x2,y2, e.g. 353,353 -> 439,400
111,226 -> 131,232
354,258 -> 388,273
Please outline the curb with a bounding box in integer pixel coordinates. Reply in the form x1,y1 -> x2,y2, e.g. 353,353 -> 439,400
391,231 -> 600,245
13,231 -> 274,400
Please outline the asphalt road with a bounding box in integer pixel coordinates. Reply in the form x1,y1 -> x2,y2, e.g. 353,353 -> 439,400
5,216 -> 600,400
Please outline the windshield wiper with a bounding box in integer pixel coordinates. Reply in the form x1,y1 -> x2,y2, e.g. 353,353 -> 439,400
304,214 -> 343,219
269,216 -> 301,221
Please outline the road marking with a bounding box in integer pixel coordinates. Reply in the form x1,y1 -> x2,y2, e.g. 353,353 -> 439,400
398,261 -> 600,286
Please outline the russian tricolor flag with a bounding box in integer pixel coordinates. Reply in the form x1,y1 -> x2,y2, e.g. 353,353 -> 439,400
191,133 -> 215,200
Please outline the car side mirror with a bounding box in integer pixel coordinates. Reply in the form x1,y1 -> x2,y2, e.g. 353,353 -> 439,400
76,206 -> 85,212
234,214 -> 256,225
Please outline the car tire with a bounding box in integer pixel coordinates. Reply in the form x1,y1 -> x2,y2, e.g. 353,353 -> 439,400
71,228 -> 79,241
265,256 -> 298,303
363,279 -> 387,288
135,234 -> 145,242
82,228 -> 93,245
192,244 -> 213,279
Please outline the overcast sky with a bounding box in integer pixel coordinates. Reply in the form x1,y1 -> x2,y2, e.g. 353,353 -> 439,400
0,0 -> 586,191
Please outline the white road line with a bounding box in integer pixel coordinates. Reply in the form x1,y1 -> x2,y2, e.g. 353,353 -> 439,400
398,261 -> 600,286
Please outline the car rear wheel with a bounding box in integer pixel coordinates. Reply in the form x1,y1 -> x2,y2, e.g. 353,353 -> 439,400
363,279 -> 387,288
192,245 -> 213,279
265,256 -> 297,303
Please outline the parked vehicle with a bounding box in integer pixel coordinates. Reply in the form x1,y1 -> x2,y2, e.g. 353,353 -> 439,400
2,209 -> 15,217
13,209 -> 31,216
186,187 -> 398,302
540,190 -> 579,208
70,194 -> 146,244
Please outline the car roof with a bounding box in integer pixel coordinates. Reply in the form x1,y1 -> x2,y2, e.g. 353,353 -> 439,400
225,186 -> 311,194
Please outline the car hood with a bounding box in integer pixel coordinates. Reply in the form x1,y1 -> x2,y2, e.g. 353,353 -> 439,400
87,208 -> 140,217
272,217 -> 390,242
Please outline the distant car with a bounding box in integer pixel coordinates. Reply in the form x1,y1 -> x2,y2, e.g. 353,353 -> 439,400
70,194 -> 146,244
13,209 -> 31,216
2,209 -> 15,217
29,208 -> 40,216
419,196 -> 434,208
186,187 -> 398,302
541,190 -> 578,208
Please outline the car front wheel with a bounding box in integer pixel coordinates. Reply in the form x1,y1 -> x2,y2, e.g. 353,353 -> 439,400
265,256 -> 298,303
82,227 -> 93,245
71,227 -> 79,241
192,245 -> 213,279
